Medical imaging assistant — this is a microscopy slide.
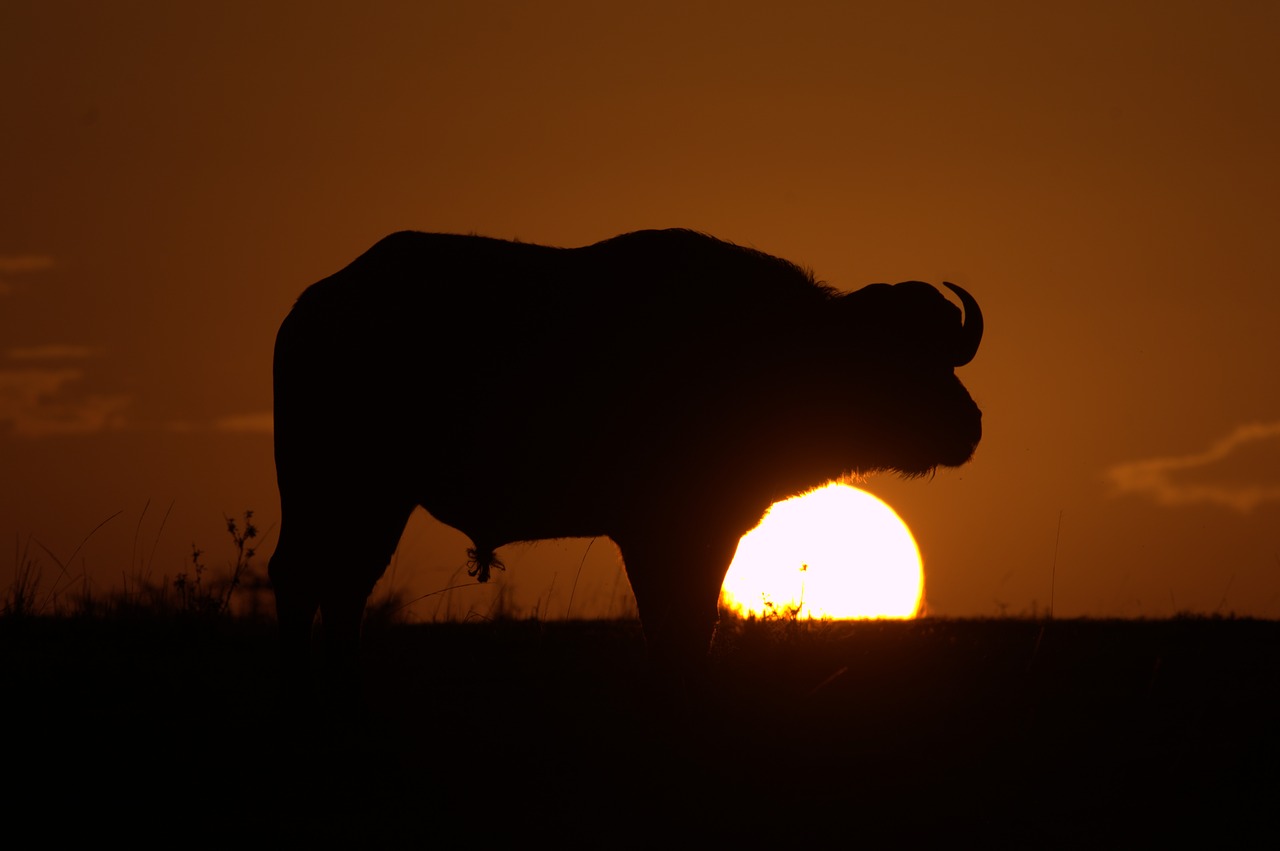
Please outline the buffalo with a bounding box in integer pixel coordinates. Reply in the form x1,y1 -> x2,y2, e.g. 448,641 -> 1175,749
268,228 -> 982,680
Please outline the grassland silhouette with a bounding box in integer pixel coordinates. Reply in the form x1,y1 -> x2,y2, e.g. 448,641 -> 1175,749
4,510 -> 1277,843
3,565 -> 1275,845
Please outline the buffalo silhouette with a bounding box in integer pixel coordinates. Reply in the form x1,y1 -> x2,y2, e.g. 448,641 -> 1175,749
269,229 -> 983,680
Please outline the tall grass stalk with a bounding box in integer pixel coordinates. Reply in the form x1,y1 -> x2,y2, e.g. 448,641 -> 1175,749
3,509 -> 269,622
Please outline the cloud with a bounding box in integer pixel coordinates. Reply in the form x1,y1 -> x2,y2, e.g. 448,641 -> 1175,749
0,346 -> 134,436
0,255 -> 55,274
212,412 -> 273,434
0,254 -> 55,295
1105,421 -> 1280,512
161,413 -> 273,434
0,344 -> 271,438
0,366 -> 131,436
7,344 -> 101,361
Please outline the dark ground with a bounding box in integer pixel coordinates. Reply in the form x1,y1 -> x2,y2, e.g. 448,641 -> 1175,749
4,615 -> 1277,847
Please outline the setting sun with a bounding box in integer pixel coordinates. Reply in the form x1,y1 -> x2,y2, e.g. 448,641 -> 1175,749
720,483 -> 923,620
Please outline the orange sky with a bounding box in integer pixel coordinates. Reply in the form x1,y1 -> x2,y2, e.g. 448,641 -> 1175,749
3,1 -> 1278,620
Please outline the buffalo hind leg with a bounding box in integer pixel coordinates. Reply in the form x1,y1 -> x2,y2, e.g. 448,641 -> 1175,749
268,532 -> 322,700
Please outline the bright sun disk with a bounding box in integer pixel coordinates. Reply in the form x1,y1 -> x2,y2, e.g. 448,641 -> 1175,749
720,482 -> 923,620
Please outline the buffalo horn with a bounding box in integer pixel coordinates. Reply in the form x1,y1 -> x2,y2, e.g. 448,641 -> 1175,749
943,282 -> 983,367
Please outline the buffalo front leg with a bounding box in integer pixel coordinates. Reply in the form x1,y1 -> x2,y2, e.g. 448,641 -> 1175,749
616,530 -> 742,677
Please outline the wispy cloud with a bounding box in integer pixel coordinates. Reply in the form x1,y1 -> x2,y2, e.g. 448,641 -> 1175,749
7,344 -> 100,361
0,255 -> 55,274
0,343 -> 271,437
0,254 -> 55,295
213,412 -> 273,434
1105,421 -> 1280,513
0,366 -> 130,436
161,413 -> 273,434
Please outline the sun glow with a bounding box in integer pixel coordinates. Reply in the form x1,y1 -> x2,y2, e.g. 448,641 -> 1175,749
720,483 -> 923,620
